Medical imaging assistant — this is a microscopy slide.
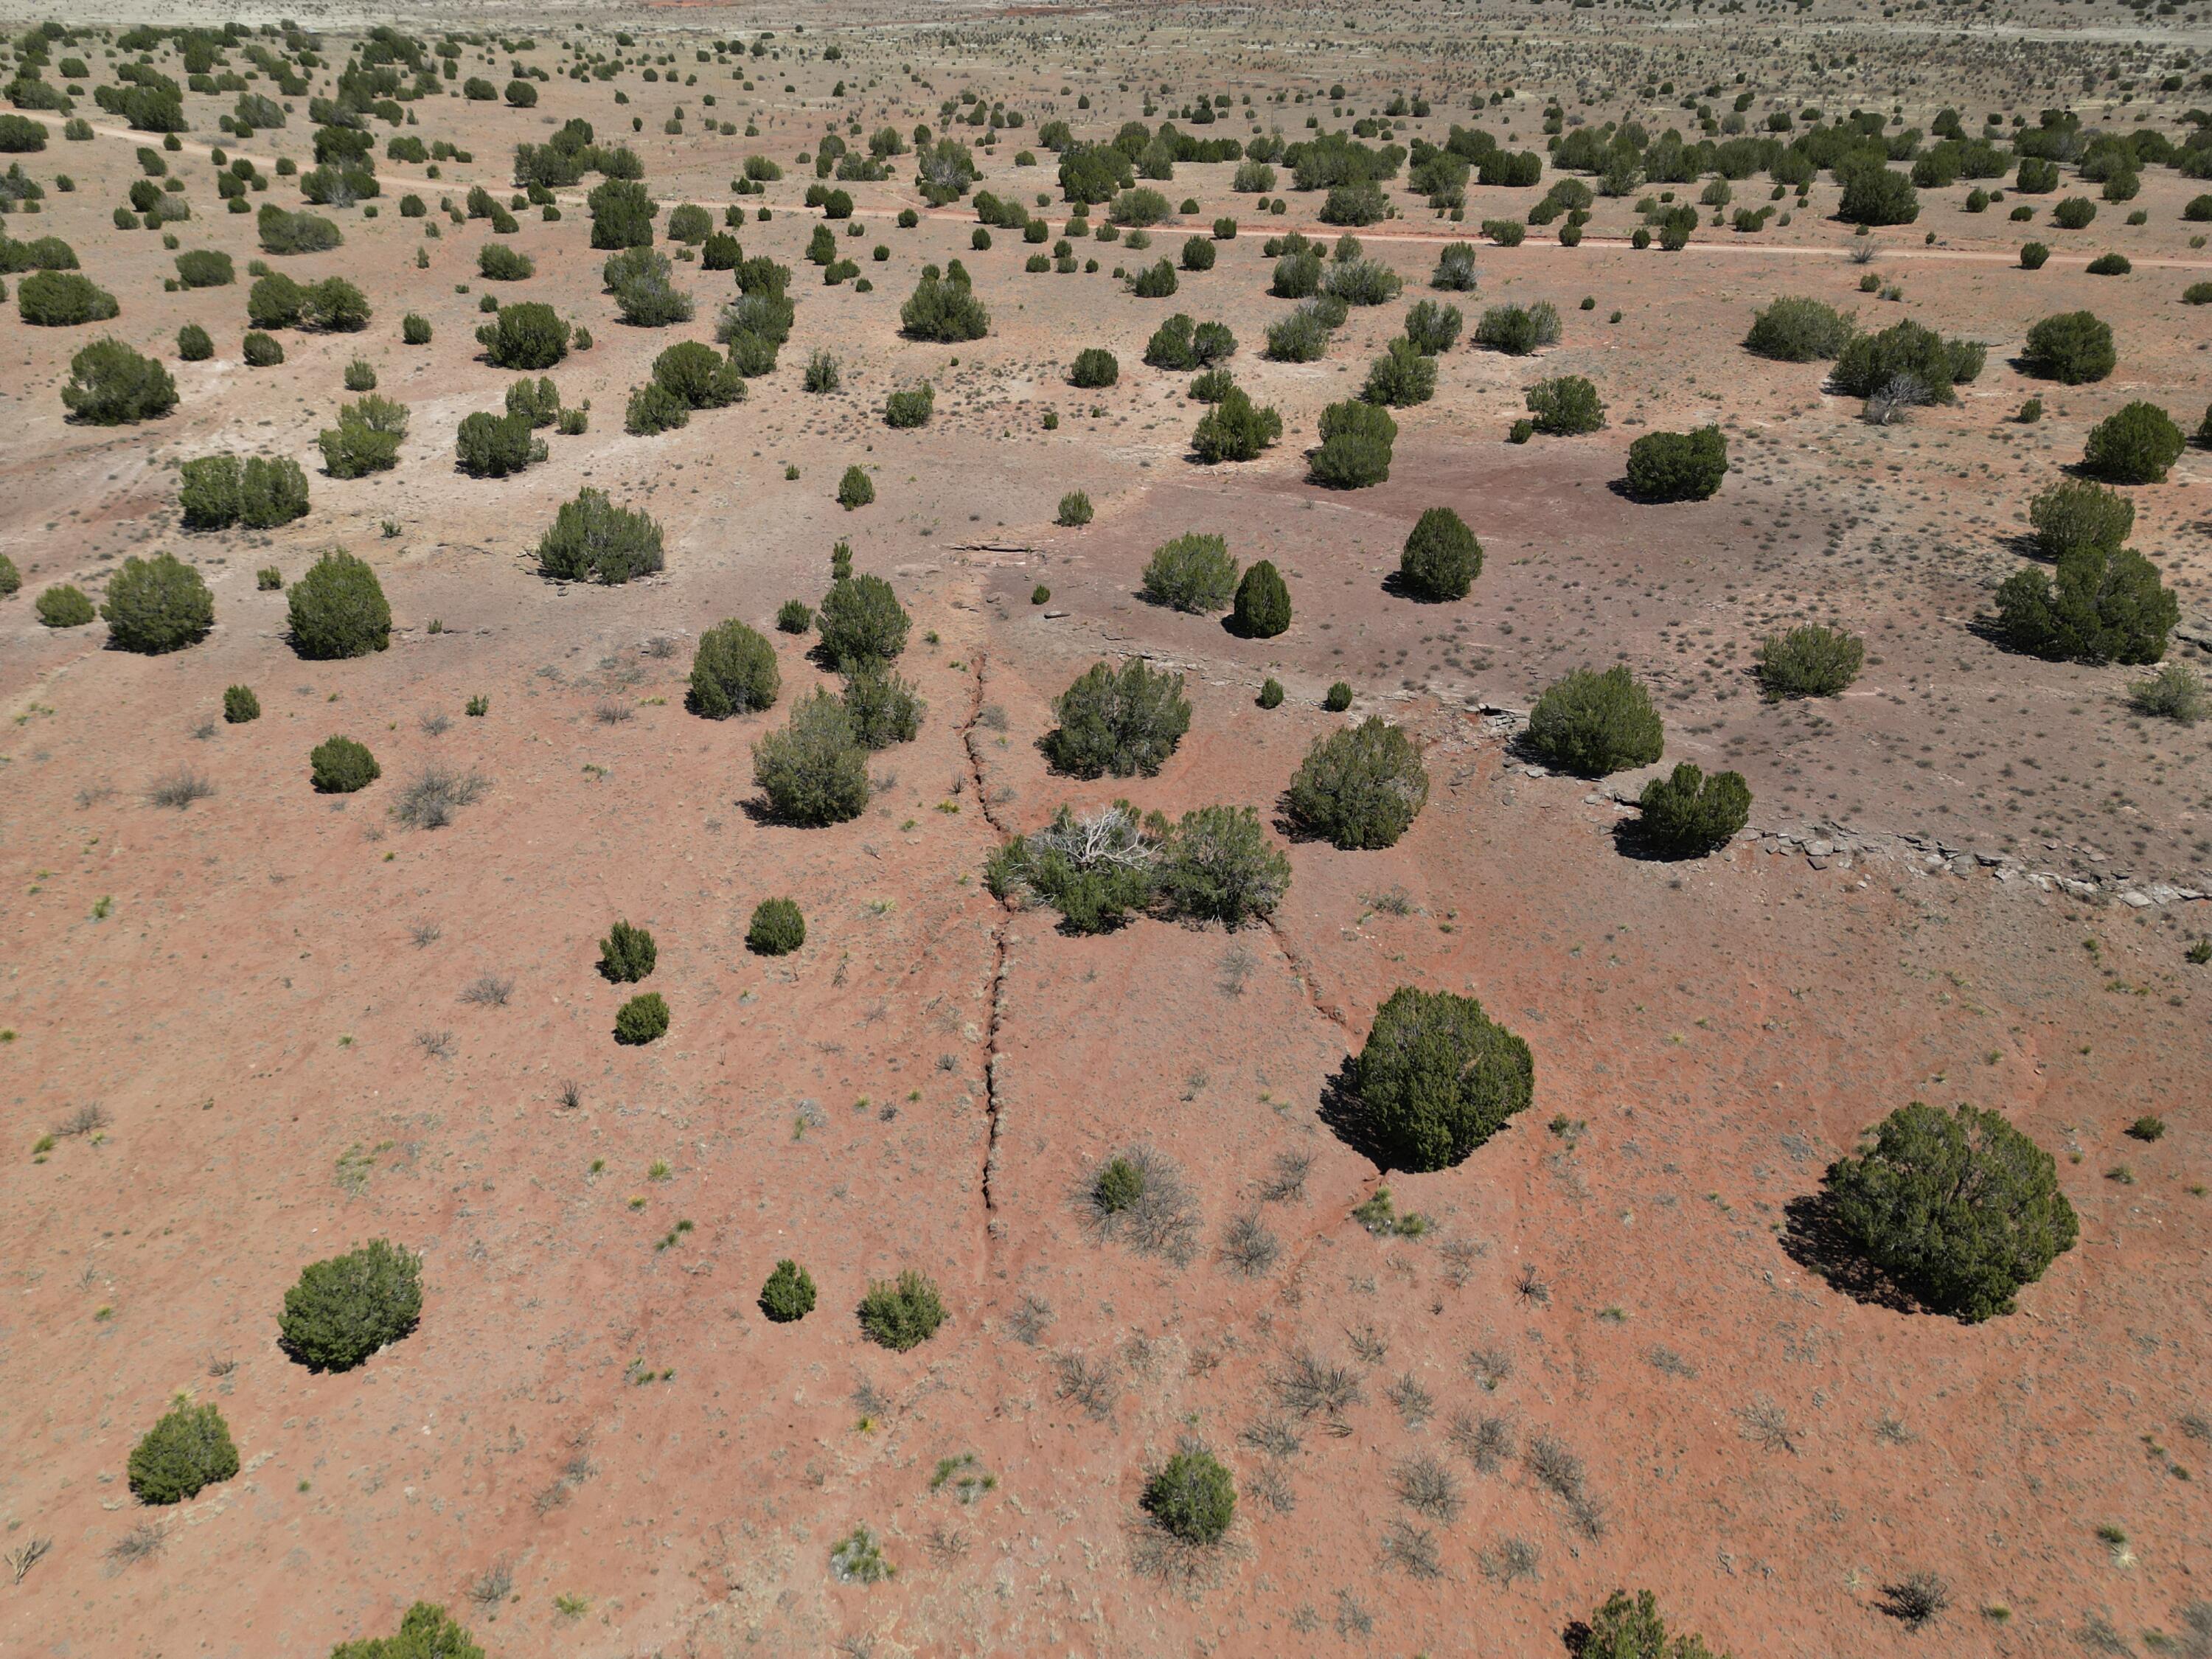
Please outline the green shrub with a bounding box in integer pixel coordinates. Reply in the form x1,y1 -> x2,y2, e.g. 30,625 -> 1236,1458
1324,681 -> 1353,712
1057,490 -> 1093,527
1398,507 -> 1481,601
2086,252 -> 2131,276
1743,294 -> 1854,361
455,410 -> 543,476
1285,717 -> 1429,849
2019,240 -> 2051,270
1352,986 -> 1533,1171
128,1400 -> 240,1505
100,552 -> 212,653
1831,320 -> 1979,403
402,312 -> 432,345
776,599 -> 813,634
746,898 -> 807,956
328,1603 -> 484,1659
818,572 -> 910,667
900,268 -> 989,341
614,991 -> 670,1045
0,554 -> 15,598
1635,761 -> 1751,855
212,682 -> 260,725
1402,299 -> 1462,355
605,246 -> 694,327
1182,234 -> 1217,271
505,377 -> 562,428
2021,310 -> 2115,383
1527,665 -> 1664,776
1045,658 -> 1192,777
257,204 -> 341,254
1258,677 -> 1284,709
1826,1102 -> 2078,1321
1141,1449 -> 1236,1545
302,276 -> 370,332
1473,301 -> 1561,355
36,583 -> 95,627
288,549 -> 391,658
1156,805 -> 1290,928
1430,240 -> 1478,290
344,360 -> 378,394
180,455 -> 243,529
1069,346 -> 1119,389
1131,258 -> 1178,298
1756,625 -> 1864,698
758,1258 -> 815,1320
753,688 -> 869,824
242,330 -> 285,367
1309,400 -> 1397,487
1995,543 -> 2177,665
1141,532 -> 1238,612
841,666 -> 924,748
310,735 -> 380,793
18,268 -> 117,325
2028,478 -> 2133,560
475,300 -> 570,369
2128,661 -> 2205,725
987,802 -> 1158,931
177,322 -> 213,361
884,383 -> 934,428
279,1239 -> 423,1370
624,380 -> 690,437
477,242 -> 534,281
1191,387 -> 1283,463
536,490 -> 664,584
1624,426 -> 1728,501
1837,161 -> 1918,225
2186,282 -> 2212,306
598,920 -> 657,983
1263,305 -> 1331,363
1579,1590 -> 1727,1659
1526,375 -> 1605,436
587,177 -> 655,249
2052,195 -> 2096,229
1231,560 -> 1291,638
837,465 -> 874,510
62,338 -> 176,423
689,619 -> 780,717
2082,400 -> 2184,483
1363,338 -> 1436,408
318,394 -> 407,479
858,1269 -> 946,1350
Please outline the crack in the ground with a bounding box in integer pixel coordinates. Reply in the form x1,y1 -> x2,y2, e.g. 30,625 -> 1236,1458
961,651 -> 1014,1239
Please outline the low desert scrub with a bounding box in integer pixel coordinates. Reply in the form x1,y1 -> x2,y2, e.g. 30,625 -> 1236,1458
1447,1408 -> 1515,1473
828,1527 -> 895,1585
1081,1144 -> 1197,1259
394,765 -> 487,830
1525,1430 -> 1604,1537
1272,1349 -> 1363,1427
1055,1351 -> 1121,1420
147,768 -> 216,810
1219,1212 -> 1280,1276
